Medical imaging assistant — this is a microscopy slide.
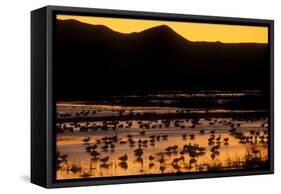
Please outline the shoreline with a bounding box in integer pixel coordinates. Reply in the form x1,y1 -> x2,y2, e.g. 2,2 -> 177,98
56,111 -> 268,123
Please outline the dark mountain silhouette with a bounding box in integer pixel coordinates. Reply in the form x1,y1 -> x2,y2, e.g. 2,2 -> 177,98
54,19 -> 269,100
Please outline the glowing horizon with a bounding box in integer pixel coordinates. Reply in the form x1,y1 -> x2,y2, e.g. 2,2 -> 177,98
57,14 -> 268,44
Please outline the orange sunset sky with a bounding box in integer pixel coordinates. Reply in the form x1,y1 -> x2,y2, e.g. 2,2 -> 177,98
57,14 -> 268,43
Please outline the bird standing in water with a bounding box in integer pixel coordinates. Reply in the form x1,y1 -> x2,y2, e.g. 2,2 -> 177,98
118,154 -> 128,162
82,136 -> 90,143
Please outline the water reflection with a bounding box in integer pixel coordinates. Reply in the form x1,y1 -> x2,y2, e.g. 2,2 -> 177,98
56,103 -> 268,180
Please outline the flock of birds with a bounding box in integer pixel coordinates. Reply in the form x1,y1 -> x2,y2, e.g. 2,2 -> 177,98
57,117 -> 269,178
58,109 -> 141,119
56,117 -> 239,133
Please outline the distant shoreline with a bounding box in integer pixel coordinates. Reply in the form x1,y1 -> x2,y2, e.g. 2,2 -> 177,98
56,111 -> 268,123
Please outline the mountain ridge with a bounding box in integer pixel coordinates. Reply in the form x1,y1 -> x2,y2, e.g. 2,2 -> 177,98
54,19 -> 269,100
56,19 -> 267,45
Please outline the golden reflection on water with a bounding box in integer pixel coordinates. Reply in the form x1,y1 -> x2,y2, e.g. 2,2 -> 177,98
56,118 -> 268,180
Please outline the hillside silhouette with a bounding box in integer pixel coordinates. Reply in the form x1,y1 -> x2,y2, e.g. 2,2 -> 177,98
54,19 -> 269,100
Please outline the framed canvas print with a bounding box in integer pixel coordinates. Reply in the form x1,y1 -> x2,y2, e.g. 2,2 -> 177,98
31,5 -> 274,188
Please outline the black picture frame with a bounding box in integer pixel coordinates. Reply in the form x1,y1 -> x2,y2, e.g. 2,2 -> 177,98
31,5 -> 274,188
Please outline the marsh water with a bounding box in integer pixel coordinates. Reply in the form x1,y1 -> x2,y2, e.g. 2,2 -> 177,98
56,91 -> 269,180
